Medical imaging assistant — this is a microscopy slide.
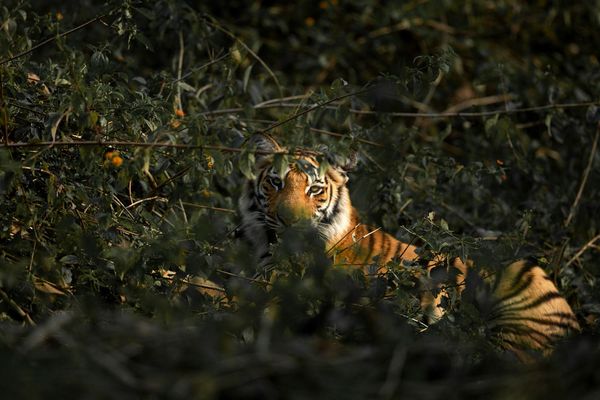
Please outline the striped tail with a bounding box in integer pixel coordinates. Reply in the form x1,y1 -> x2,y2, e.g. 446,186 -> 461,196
483,259 -> 580,360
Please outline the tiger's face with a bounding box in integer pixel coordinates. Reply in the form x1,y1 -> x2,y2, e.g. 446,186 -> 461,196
239,135 -> 355,248
256,156 -> 348,230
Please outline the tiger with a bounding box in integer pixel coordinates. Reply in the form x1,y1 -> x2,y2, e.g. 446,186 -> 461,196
238,134 -> 580,360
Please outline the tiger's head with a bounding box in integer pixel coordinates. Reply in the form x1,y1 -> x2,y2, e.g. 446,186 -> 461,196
239,135 -> 357,255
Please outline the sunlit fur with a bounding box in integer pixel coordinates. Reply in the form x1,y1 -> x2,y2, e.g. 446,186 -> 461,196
239,135 -> 580,359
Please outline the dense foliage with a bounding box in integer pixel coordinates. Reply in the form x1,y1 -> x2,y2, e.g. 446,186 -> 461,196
1,1 -> 599,398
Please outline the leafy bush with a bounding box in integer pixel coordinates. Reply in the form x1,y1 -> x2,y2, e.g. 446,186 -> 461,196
1,0 -> 599,398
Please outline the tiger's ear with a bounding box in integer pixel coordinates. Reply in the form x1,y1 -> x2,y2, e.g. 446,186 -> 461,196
316,144 -> 359,173
247,134 -> 283,161
336,151 -> 359,172
328,151 -> 358,171
324,149 -> 359,184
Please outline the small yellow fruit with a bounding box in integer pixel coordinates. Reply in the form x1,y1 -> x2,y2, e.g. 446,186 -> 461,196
231,48 -> 242,64
111,156 -> 123,167
175,109 -> 185,117
205,155 -> 215,170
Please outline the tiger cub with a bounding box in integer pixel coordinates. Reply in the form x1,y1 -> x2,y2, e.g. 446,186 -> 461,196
238,134 -> 580,359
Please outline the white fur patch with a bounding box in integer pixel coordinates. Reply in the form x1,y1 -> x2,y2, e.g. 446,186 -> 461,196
317,185 -> 352,245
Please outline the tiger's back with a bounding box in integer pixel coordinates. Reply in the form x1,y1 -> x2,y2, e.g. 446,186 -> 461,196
324,218 -> 580,358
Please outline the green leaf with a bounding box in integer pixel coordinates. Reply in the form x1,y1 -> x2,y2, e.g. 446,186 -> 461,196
46,111 -> 66,142
330,78 -> 348,91
59,255 -> 80,265
317,156 -> 330,178
272,153 -> 289,178
178,81 -> 196,93
484,114 -> 499,134
243,63 -> 254,93
239,150 -> 256,180
88,111 -> 99,127
440,219 -> 449,231
545,113 -> 553,137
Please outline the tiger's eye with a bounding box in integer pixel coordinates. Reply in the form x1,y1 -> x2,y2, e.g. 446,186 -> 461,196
309,186 -> 323,195
270,177 -> 282,188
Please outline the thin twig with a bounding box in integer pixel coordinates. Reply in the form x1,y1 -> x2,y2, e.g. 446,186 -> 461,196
180,202 -> 237,213
125,195 -> 166,210
441,94 -> 514,114
178,198 -> 188,224
6,100 -> 46,116
258,88 -> 371,134
308,126 -> 383,147
175,31 -> 185,112
0,140 -> 302,155
147,272 -> 227,293
201,100 -> 599,119
27,240 -> 36,278
172,52 -> 230,84
0,288 -> 36,326
113,194 -> 136,220
336,227 -> 382,255
357,17 -> 457,45
216,269 -> 271,285
205,17 -> 283,97
326,223 -> 361,255
245,118 -> 383,147
0,69 -> 8,145
564,122 -> 600,227
147,166 -> 190,196
0,13 -> 110,66
565,233 -> 600,268
21,166 -> 57,177
253,94 -> 311,108
152,209 -> 175,228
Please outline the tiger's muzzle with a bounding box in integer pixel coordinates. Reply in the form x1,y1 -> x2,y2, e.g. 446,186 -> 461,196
274,201 -> 314,226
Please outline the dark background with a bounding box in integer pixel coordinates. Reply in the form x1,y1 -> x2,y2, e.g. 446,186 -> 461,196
1,1 -> 599,398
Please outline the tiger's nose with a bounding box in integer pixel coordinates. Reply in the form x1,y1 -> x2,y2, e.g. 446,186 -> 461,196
276,203 -> 311,226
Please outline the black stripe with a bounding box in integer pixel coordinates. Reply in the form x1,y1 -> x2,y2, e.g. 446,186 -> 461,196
322,181 -> 334,212
490,276 -> 535,308
321,186 -> 342,225
381,236 -> 390,260
364,233 -> 374,264
491,315 -> 579,330
492,325 -> 553,348
266,228 -> 277,244
509,259 -> 538,288
248,201 -> 259,212
492,292 -> 565,316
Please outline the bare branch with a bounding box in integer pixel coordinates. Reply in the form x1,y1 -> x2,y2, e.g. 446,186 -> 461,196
0,140 -> 293,155
0,288 -> 36,326
0,69 -> 8,145
180,202 -> 237,214
565,233 -> 600,268
564,122 -> 600,227
258,88 -> 371,134
202,99 -> 599,120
